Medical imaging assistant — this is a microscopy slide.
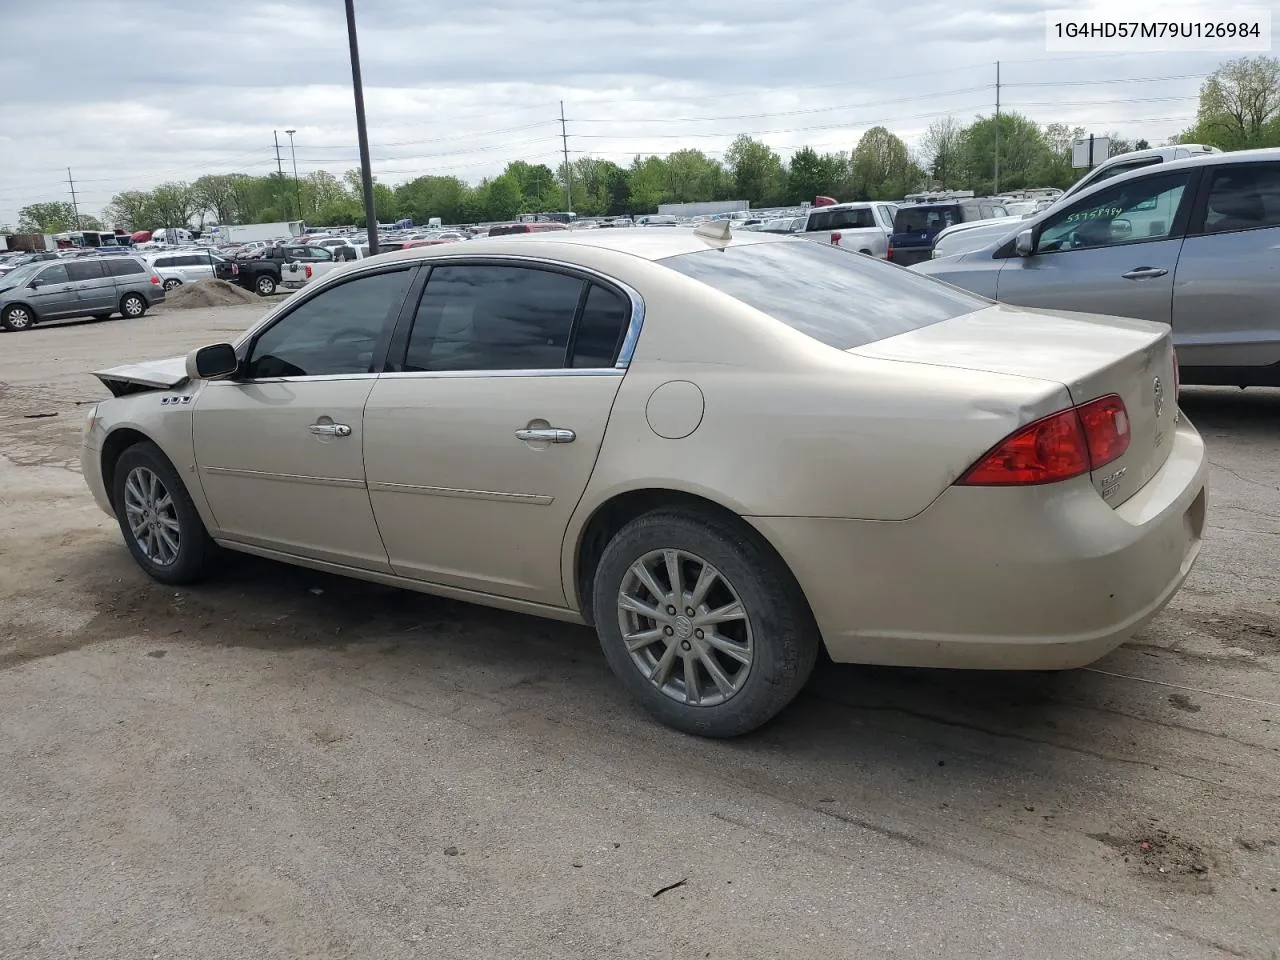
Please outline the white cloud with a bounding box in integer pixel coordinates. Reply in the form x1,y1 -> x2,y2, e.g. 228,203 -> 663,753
0,0 -> 1222,224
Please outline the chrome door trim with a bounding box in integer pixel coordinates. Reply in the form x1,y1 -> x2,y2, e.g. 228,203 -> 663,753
367,480 -> 553,505
202,465 -> 366,489
375,367 -> 623,381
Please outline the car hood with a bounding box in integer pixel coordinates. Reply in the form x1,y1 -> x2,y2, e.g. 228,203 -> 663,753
94,355 -> 189,396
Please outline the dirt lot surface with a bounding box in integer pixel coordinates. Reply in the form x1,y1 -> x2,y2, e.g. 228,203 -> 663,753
1,305 -> 1278,960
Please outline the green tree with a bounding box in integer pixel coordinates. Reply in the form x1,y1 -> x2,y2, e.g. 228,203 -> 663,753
103,191 -> 154,231
664,149 -> 730,203
482,174 -> 521,220
503,161 -> 562,211
17,201 -> 81,232
1134,138 -> 1151,151
786,146 -> 850,202
191,174 -> 243,224
919,116 -> 965,189
724,135 -> 785,205
1180,56 -> 1280,149
849,126 -> 921,199
394,175 -> 473,225
961,112 -> 1050,194
626,155 -> 668,212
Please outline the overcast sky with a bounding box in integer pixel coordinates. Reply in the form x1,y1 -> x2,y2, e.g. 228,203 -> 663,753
0,0 -> 1234,226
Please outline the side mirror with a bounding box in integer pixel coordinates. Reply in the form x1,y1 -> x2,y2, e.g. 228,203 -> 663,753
186,343 -> 238,381
1014,229 -> 1035,257
28,277 -> 43,288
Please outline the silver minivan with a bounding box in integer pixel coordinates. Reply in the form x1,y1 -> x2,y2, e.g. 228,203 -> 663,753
0,255 -> 166,331
914,148 -> 1280,387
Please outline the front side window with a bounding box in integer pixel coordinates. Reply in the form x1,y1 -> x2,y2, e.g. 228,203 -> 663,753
245,268 -> 415,378
1198,164 -> 1280,234
36,263 -> 69,285
661,239 -> 985,350
1037,171 -> 1192,253
404,265 -> 586,372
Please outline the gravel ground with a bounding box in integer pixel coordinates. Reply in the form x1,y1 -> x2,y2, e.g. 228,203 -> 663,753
0,304 -> 1277,960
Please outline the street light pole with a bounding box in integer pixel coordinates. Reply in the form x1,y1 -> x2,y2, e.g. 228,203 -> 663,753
344,0 -> 378,254
285,128 -> 301,223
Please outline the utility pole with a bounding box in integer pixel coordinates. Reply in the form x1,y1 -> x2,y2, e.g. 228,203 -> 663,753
345,0 -> 379,254
286,128 -> 301,222
993,61 -> 1001,194
273,130 -> 285,178
66,167 -> 82,231
559,100 -> 573,214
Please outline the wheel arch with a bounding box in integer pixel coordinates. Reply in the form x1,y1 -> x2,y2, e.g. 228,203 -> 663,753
567,485 -> 810,629
99,427 -> 154,510
1,300 -> 39,321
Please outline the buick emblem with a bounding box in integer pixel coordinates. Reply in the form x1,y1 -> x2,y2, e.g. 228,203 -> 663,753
1153,376 -> 1164,418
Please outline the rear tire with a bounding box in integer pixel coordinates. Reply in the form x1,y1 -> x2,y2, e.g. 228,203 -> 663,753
163,278 -> 182,291
255,275 -> 277,296
592,508 -> 820,737
1,304 -> 35,331
111,441 -> 218,585
120,293 -> 147,318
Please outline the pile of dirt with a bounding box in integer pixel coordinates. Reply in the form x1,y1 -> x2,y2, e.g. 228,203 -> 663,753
163,279 -> 260,309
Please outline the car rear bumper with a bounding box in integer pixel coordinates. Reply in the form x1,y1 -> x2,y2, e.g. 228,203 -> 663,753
888,246 -> 932,267
748,416 -> 1208,670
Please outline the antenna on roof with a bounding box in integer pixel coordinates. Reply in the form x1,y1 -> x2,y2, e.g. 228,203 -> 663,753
693,219 -> 732,242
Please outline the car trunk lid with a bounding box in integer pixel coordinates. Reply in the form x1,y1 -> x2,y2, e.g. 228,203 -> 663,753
850,304 -> 1176,507
94,355 -> 188,396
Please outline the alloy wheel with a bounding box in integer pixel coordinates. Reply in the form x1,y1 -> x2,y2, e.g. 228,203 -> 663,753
4,307 -> 32,330
617,548 -> 754,707
123,466 -> 181,566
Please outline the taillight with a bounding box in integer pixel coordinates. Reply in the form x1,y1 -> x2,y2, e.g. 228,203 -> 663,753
304,265 -> 313,279
830,232 -> 842,246
886,244 -> 894,261
957,394 -> 1129,487
150,275 -> 160,285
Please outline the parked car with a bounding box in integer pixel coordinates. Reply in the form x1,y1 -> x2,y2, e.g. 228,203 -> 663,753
889,198 -> 1009,266
487,222 -> 570,236
0,251 -> 59,276
217,244 -> 334,296
795,201 -> 896,257
80,227 -> 1205,736
145,250 -> 236,290
929,144 -> 1223,260
915,148 -> 1280,387
0,256 -> 164,331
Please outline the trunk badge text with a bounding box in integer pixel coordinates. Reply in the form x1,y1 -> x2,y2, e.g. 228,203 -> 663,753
1152,376 -> 1164,419
1100,466 -> 1127,500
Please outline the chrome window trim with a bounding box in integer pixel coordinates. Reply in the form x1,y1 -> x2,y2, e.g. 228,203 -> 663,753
375,367 -> 624,381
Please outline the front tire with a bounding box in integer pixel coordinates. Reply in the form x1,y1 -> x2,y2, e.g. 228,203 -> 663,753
120,293 -> 147,318
255,275 -> 277,296
592,508 -> 820,737
1,304 -> 35,331
111,441 -> 217,585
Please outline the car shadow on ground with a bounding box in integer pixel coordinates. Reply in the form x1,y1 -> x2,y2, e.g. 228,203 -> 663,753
1180,385 -> 1280,440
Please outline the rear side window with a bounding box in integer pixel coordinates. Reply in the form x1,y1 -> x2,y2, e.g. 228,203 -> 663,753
105,258 -> 146,277
1199,163 -> 1280,234
570,284 -> 630,367
660,240 -> 986,349
66,260 -> 106,281
154,257 -> 175,267
404,265 -> 586,371
893,205 -> 961,233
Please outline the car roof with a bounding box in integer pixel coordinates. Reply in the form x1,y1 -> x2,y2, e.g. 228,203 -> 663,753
1065,146 -> 1280,202
367,226 -> 786,264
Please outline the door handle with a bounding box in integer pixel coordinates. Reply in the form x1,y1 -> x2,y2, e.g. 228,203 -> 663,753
1121,267 -> 1168,280
515,427 -> 576,443
309,422 -> 352,437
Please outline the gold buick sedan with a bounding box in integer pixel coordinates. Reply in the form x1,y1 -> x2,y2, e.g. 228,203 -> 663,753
81,226 -> 1208,737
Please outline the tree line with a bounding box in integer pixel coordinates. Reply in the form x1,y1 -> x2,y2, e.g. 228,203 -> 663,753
10,56 -> 1279,235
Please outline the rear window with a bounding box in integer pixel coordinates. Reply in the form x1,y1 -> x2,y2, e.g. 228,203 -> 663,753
807,207 -> 876,231
893,205 -> 962,233
660,239 -> 986,349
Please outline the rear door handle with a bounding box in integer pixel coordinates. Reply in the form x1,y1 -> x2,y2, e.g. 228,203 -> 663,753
309,422 -> 352,437
515,427 -> 576,443
1121,267 -> 1168,280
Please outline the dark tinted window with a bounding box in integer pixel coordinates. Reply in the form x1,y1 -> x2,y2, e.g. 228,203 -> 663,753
105,258 -> 146,277
1077,156 -> 1163,192
487,224 -> 531,236
661,240 -> 985,349
405,265 -> 585,371
893,205 -> 962,233
246,268 -> 414,378
66,260 -> 106,281
570,284 -> 629,367
1200,163 -> 1280,233
36,263 -> 69,285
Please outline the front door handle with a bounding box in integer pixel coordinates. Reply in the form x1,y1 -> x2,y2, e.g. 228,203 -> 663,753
309,422 -> 352,437
515,427 -> 576,443
1121,267 -> 1168,280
